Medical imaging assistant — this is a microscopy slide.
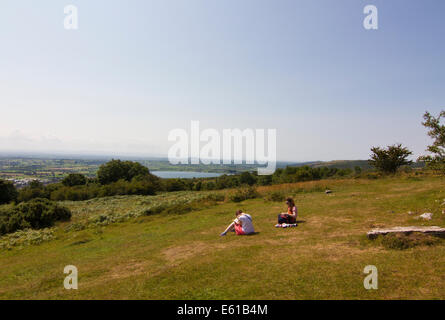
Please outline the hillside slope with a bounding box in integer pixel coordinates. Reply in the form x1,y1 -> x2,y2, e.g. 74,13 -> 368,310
0,176 -> 444,299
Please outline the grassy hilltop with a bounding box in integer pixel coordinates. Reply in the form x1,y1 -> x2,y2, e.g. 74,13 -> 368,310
0,175 -> 444,299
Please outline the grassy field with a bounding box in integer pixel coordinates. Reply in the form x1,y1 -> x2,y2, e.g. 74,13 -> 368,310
0,175 -> 444,299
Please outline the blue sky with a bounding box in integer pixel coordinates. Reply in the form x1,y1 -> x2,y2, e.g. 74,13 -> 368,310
0,0 -> 444,161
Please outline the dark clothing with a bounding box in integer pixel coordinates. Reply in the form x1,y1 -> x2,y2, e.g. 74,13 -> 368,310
278,213 -> 296,224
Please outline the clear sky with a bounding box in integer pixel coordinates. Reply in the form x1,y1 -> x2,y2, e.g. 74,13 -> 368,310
0,0 -> 444,161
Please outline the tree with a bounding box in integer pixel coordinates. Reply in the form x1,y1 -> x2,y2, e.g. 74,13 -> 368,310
368,144 -> 413,174
29,180 -> 44,189
17,180 -> 50,202
257,174 -> 272,186
239,171 -> 257,186
62,173 -> 87,187
418,110 -> 445,173
0,179 -> 18,204
97,160 -> 150,185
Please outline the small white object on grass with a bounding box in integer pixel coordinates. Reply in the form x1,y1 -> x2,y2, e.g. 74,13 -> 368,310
275,223 -> 297,228
419,213 -> 433,220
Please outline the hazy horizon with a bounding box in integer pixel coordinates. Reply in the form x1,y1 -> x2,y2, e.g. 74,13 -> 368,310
0,149 -> 330,164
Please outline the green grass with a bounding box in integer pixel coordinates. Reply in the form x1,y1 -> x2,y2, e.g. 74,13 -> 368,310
0,176 -> 444,299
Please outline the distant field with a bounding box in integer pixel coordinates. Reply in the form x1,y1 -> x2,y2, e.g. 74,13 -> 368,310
0,175 -> 444,299
0,158 -> 260,182
0,157 -> 388,182
0,158 -> 102,181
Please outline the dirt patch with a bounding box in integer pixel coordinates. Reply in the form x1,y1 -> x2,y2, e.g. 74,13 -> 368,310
109,259 -> 151,279
162,242 -> 209,264
162,241 -> 245,264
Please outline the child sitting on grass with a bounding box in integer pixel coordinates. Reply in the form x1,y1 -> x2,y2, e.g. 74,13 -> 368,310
220,210 -> 255,236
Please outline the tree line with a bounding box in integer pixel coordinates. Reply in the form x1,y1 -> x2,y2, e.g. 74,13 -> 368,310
0,110 -> 444,206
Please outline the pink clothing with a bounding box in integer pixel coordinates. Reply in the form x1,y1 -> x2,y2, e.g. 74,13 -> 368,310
234,224 -> 245,235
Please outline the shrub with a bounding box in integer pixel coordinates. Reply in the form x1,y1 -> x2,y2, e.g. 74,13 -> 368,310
264,190 -> 286,202
228,186 -> 259,202
17,181 -> 50,202
239,172 -> 257,186
0,198 -> 71,236
62,173 -> 87,187
369,144 -> 413,174
48,176 -> 159,201
0,179 -> 18,204
257,175 -> 272,186
163,179 -> 189,192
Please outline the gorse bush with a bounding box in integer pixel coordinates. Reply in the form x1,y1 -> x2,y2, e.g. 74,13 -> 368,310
0,198 -> 71,236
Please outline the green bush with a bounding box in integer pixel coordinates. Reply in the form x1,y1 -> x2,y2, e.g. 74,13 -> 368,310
0,179 -> 18,204
17,180 -> 51,202
264,190 -> 286,202
162,179 -> 189,192
369,144 -> 413,174
47,176 -> 159,202
239,172 -> 257,186
228,186 -> 259,202
0,198 -> 71,236
62,173 -> 87,187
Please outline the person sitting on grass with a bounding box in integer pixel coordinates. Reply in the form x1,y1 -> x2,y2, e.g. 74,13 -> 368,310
220,210 -> 255,236
277,197 -> 298,226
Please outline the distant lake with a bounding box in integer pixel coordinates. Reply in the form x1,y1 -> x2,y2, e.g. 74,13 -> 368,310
152,171 -> 223,179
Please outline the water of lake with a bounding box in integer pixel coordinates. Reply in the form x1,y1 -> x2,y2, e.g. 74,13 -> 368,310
151,171 -> 223,179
